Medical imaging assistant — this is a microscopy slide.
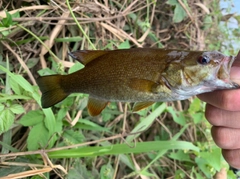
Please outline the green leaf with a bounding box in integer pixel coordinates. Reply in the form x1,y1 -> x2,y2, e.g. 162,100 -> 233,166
195,157 -> 212,178
188,98 -> 202,113
193,112 -> 204,124
0,140 -> 18,153
0,164 -> 25,177
63,130 -> 85,145
126,103 -> 166,142
11,11 -> 20,19
68,62 -> 84,74
0,65 -> 36,97
203,15 -> 213,30
9,104 -> 25,114
10,78 -> 22,95
166,0 -> 178,5
119,154 -> 134,170
0,94 -> 31,102
27,122 -> 49,150
200,148 -> 222,171
1,11 -> 13,27
141,125 -> 189,173
139,170 -> 156,177
0,56 -> 13,74
101,111 -> 113,122
12,75 -> 35,93
1,64 -> 56,135
0,27 -> 10,36
18,110 -> 44,126
43,108 -> 56,135
118,40 -> 130,49
169,150 -> 192,162
194,148 -> 222,178
100,163 -> 114,179
0,109 -> 14,134
166,0 -> 187,23
0,104 -> 4,111
167,106 -> 186,126
173,4 -> 186,23
76,119 -> 110,133
37,67 -> 56,76
175,170 -> 186,179
48,140 -> 199,158
67,161 -> 98,179
26,58 -> 39,69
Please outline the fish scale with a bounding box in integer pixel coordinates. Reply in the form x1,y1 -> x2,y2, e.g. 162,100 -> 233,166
37,48 -> 239,116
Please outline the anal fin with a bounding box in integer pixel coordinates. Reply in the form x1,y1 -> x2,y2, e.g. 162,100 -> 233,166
133,101 -> 155,112
87,97 -> 109,116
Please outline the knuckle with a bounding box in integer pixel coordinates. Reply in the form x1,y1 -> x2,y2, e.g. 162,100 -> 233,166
205,104 -> 222,126
219,93 -> 233,111
219,90 -> 240,111
211,127 -> 233,149
222,149 -> 240,169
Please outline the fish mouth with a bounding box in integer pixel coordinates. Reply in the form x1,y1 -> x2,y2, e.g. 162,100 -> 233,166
221,55 -> 239,88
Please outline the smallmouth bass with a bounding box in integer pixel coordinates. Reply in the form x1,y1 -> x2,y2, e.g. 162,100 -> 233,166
37,48 -> 239,116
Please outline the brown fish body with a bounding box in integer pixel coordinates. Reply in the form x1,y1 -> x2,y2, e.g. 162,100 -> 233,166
63,49 -> 181,101
37,48 -> 239,116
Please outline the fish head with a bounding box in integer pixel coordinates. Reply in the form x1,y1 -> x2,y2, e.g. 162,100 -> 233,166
163,51 -> 239,96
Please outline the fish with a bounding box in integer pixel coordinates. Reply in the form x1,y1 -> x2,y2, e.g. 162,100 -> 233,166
36,48 -> 239,116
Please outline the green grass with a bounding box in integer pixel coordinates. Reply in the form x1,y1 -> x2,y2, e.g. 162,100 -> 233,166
0,0 -> 239,178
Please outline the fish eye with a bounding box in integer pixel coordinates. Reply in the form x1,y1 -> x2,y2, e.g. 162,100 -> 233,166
198,55 -> 210,65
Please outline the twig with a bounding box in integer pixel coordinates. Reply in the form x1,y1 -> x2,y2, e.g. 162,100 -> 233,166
177,0 -> 194,23
1,41 -> 36,85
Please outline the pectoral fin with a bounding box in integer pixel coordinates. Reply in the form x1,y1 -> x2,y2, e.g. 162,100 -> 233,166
128,78 -> 158,93
128,78 -> 170,94
133,101 -> 155,112
69,50 -> 108,65
87,97 -> 109,116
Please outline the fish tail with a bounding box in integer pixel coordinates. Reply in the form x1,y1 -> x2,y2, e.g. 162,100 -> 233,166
37,75 -> 69,108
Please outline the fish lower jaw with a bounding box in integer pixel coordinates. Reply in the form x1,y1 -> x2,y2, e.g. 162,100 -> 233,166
215,78 -> 240,89
231,82 -> 240,88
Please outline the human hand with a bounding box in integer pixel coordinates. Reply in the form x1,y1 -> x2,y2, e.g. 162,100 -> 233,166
198,51 -> 240,169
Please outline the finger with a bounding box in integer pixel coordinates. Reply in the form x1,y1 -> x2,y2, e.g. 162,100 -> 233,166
230,50 -> 240,84
197,58 -> 240,111
205,104 -> 240,128
222,149 -> 240,169
230,66 -> 240,85
198,89 -> 240,111
211,126 -> 240,149
233,50 -> 240,67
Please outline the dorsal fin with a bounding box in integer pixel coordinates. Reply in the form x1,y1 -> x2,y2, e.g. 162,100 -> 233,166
69,50 -> 108,65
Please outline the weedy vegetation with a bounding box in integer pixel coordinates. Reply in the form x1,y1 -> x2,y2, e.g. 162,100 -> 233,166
0,0 -> 240,178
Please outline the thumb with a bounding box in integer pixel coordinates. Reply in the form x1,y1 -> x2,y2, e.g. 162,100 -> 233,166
230,50 -> 240,84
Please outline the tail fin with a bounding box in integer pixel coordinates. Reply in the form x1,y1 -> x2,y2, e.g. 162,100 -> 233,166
37,75 -> 69,108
